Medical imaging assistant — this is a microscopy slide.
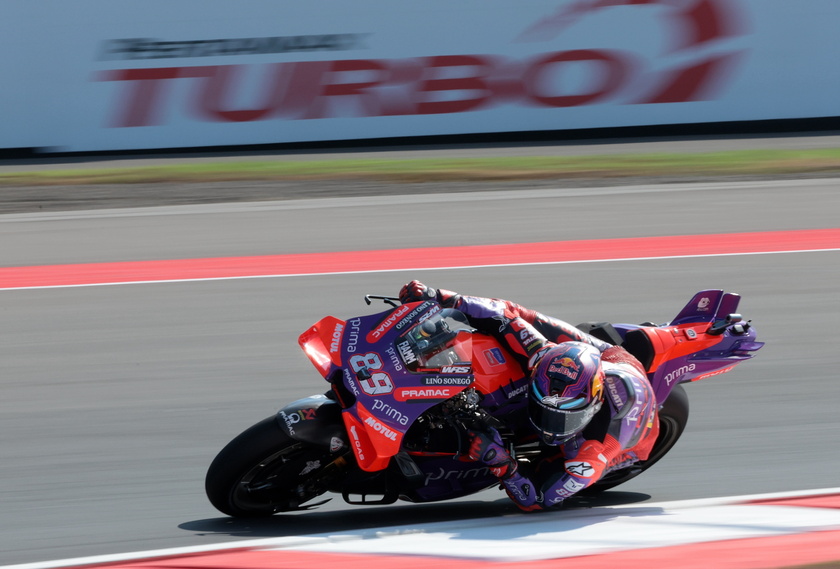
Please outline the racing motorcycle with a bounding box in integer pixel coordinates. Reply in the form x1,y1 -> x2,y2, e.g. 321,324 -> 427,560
205,290 -> 763,517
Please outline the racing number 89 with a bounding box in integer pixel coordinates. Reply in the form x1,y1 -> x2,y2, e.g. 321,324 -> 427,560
349,353 -> 394,396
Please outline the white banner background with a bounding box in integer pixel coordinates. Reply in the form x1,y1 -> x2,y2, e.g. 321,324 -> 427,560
2,0 -> 838,152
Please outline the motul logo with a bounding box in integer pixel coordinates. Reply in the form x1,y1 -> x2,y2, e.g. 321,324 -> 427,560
364,416 -> 398,441
329,323 -> 344,353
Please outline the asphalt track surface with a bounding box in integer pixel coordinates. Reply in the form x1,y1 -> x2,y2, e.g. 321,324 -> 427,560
2,140 -> 840,566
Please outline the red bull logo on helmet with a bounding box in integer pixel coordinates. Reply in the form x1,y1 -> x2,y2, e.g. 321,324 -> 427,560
548,356 -> 581,381
558,357 -> 580,371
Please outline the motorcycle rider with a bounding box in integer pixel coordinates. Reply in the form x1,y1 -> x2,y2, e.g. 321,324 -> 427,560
398,280 -> 659,511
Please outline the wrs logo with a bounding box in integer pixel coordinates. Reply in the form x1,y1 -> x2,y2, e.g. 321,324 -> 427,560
97,0 -> 746,127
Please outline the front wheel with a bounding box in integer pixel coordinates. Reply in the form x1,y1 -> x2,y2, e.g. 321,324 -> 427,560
205,416 -> 343,517
581,383 -> 690,494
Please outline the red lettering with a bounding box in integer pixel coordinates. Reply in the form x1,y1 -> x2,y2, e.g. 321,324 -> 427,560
275,61 -> 334,119
197,63 -> 287,122
197,62 -> 335,122
676,0 -> 736,51
523,50 -> 630,107
638,53 -> 738,104
415,55 -> 494,115
305,59 -> 389,119
381,60 -> 425,116
100,67 -> 215,127
98,45 -> 731,126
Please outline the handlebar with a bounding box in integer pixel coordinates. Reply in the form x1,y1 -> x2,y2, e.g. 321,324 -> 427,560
364,295 -> 401,307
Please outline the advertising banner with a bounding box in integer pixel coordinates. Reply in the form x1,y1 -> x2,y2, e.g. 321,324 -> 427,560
2,0 -> 839,152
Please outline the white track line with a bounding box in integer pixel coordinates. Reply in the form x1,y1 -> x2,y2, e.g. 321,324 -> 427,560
4,487 -> 839,569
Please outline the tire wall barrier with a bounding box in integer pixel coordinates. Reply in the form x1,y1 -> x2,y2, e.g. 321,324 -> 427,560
3,0 -> 839,153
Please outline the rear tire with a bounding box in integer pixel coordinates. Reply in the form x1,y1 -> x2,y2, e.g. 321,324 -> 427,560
581,384 -> 689,494
205,416 -> 335,517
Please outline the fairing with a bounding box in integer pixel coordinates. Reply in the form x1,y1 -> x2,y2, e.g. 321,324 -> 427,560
292,289 -> 762,500
298,302 -> 527,473
614,290 -> 764,403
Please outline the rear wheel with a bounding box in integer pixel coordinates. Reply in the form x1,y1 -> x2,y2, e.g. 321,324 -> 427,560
205,416 -> 340,517
581,384 -> 689,494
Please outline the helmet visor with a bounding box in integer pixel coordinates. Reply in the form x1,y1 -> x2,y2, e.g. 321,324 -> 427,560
528,391 -> 601,444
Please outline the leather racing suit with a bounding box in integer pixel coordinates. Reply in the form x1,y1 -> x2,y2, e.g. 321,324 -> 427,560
400,282 -> 660,511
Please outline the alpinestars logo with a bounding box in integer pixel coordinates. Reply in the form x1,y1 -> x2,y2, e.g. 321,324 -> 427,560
565,461 -> 595,478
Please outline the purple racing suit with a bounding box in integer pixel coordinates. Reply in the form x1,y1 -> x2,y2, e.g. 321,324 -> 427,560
404,282 -> 660,511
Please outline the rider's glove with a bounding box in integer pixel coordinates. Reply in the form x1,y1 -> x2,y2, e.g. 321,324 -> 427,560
467,428 -> 517,480
399,280 -> 438,304
502,471 -> 544,512
399,280 -> 459,307
468,428 -> 544,512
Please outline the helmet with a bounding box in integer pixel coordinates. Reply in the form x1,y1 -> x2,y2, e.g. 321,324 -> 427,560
528,342 -> 605,446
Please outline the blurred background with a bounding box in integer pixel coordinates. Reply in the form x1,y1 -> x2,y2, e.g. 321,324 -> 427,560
2,1 -> 839,567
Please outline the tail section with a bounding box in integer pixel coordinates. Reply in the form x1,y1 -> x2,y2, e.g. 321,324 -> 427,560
670,290 -> 741,325
623,289 -> 759,404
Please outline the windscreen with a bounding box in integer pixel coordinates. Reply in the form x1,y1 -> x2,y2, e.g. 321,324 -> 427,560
394,309 -> 473,371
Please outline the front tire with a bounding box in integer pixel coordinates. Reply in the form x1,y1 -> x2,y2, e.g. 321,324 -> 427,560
582,383 -> 690,494
205,416 -> 337,517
